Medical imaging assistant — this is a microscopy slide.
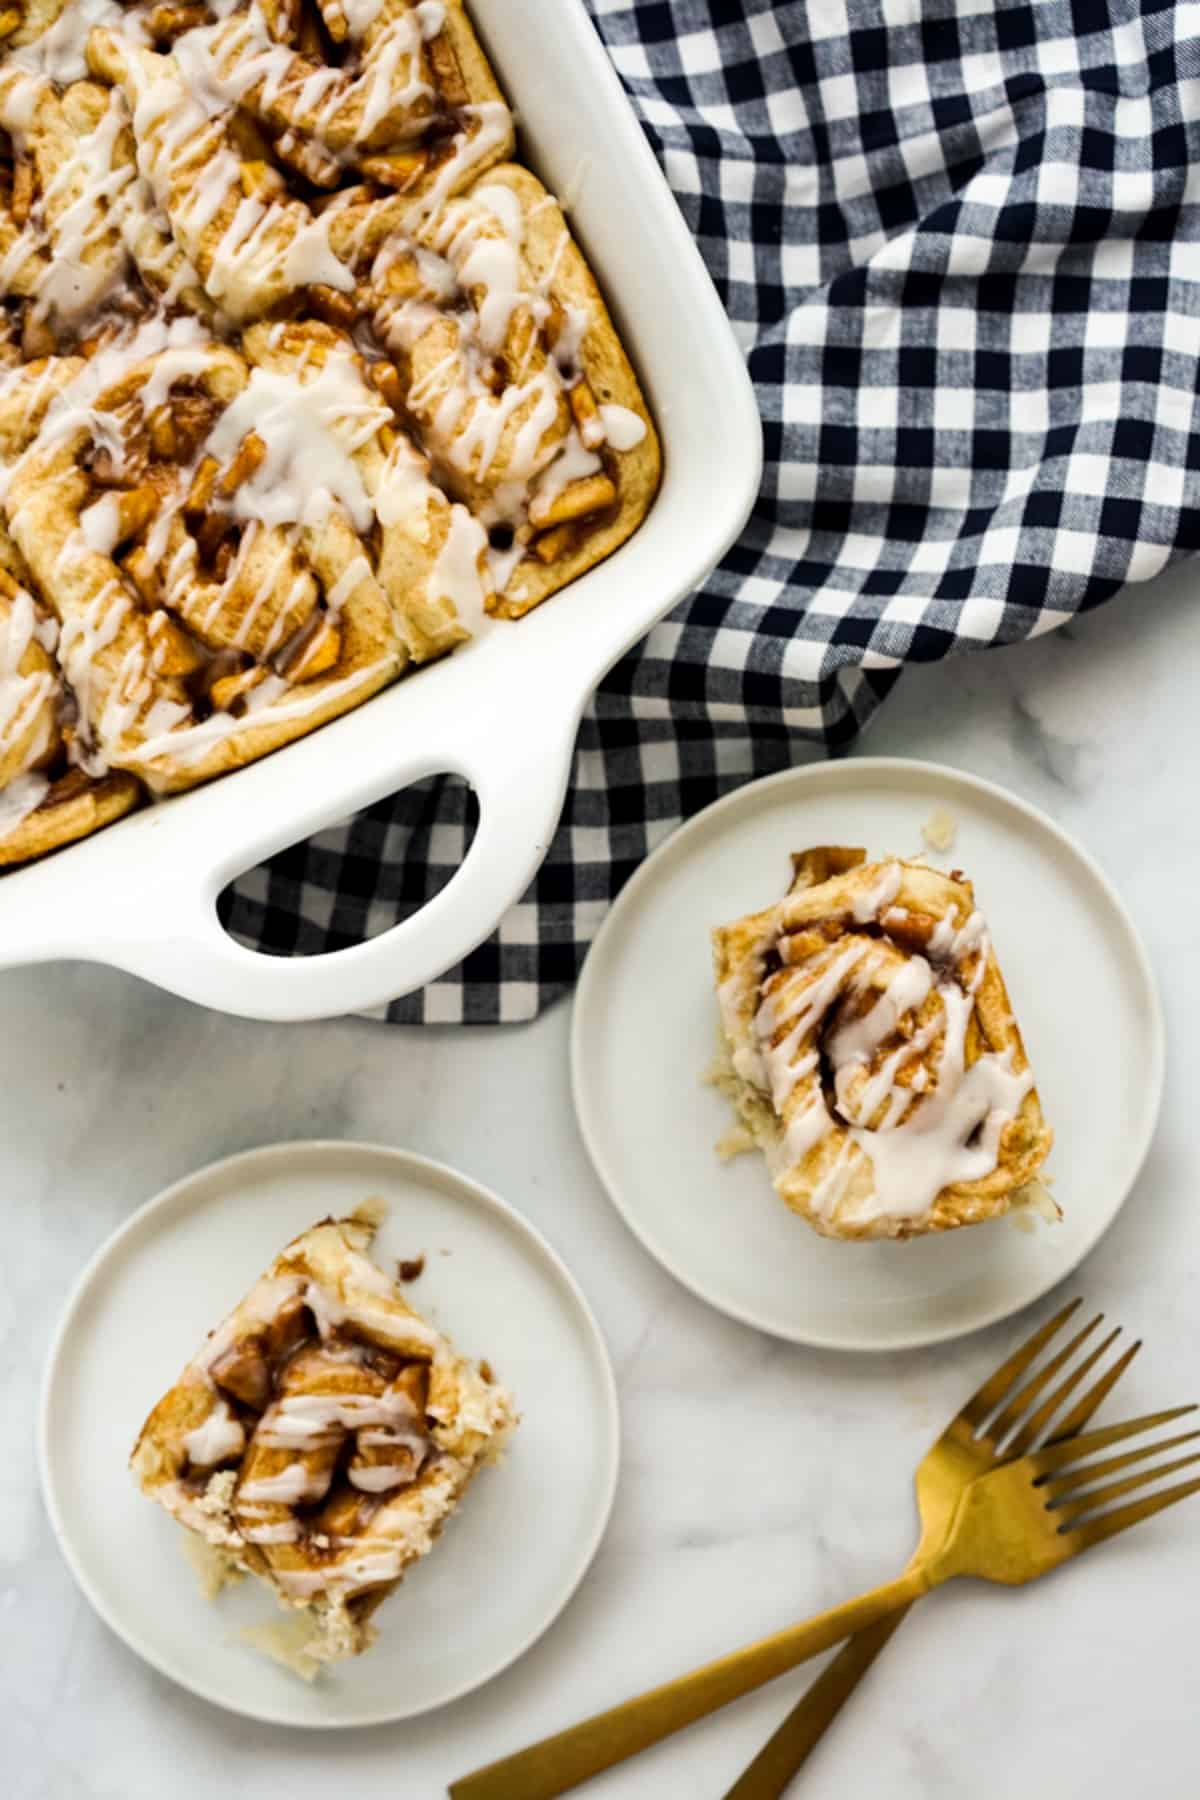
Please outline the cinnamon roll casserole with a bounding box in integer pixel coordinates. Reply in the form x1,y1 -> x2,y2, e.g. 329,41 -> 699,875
132,1206 -> 517,1675
712,848 -> 1054,1242
0,0 -> 660,864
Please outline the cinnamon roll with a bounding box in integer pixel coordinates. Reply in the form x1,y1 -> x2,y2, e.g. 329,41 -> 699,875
0,552 -> 137,861
361,163 -> 661,613
132,1206 -> 517,1677
712,848 -> 1054,1241
0,68 -> 211,345
2,323 -> 410,793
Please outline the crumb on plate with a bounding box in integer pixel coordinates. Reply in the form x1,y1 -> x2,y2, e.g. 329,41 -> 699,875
921,807 -> 958,853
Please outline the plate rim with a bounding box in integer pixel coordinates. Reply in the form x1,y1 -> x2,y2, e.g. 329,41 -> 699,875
38,1138 -> 622,1729
570,755 -> 1166,1352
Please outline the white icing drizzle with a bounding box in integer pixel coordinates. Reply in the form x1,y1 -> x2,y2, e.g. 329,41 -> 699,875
850,860 -> 902,923
255,1385 -> 422,1449
407,99 -> 513,227
202,350 -> 391,533
529,426 -> 601,519
430,502 -> 488,625
172,2 -> 432,154
274,1546 -> 420,1598
37,89 -> 137,323
238,1461 -> 330,1503
79,492 -> 123,555
11,0 -> 136,84
238,1518 -> 302,1544
484,530 -> 524,593
827,954 -> 932,1066
598,402 -> 647,452
836,979 -> 1032,1221
0,584 -> 57,776
0,768 -> 49,834
347,1429 -> 429,1491
300,1266 -> 439,1351
325,554 -> 372,613
929,908 -> 987,960
114,34 -> 354,319
125,659 -> 390,769
374,435 -> 437,527
0,69 -> 43,135
183,1398 -> 246,1468
198,1274 -> 306,1375
14,314 -> 214,470
414,0 -> 446,38
342,0 -> 388,37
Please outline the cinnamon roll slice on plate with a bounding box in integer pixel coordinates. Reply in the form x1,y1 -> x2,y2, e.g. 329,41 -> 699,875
712,847 -> 1054,1241
132,1204 -> 517,1678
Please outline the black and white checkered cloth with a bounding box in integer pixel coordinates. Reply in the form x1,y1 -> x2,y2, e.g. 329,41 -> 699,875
221,0 -> 1200,1022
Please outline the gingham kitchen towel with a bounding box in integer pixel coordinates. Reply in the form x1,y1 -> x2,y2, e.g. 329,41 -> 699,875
221,0 -> 1200,1022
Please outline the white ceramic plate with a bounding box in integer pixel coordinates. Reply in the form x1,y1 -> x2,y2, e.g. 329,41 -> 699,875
39,1142 -> 619,1727
571,758 -> 1163,1352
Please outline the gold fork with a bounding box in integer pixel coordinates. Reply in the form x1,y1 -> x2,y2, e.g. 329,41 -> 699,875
723,1298 -> 1135,1799
450,1314 -> 1198,1800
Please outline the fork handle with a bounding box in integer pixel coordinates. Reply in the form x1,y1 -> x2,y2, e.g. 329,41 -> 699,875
722,1605 -> 912,1800
448,1569 -> 928,1800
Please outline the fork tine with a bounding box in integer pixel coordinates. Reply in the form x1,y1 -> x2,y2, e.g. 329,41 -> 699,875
959,1298 -> 1083,1430
1044,1338 -> 1142,1444
984,1314 -> 1105,1448
1034,1406 -> 1199,1473
1004,1327 -> 1129,1459
1058,1465 -> 1200,1542
1043,1430 -> 1200,1501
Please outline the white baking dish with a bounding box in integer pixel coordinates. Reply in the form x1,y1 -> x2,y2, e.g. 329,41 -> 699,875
0,0 -> 761,1022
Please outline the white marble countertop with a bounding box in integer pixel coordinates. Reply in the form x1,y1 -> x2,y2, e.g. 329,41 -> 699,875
6,562 -> 1198,1800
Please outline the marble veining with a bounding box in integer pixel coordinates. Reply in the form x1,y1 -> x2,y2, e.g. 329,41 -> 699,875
4,556 -> 1200,1797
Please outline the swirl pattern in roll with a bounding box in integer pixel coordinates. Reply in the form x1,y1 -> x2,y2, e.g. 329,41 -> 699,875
131,1205 -> 517,1677
712,846 -> 1054,1241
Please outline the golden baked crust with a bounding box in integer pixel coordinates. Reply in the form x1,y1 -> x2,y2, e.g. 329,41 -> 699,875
0,766 -> 140,863
712,847 -> 1054,1242
132,1207 -> 517,1677
0,0 -> 658,865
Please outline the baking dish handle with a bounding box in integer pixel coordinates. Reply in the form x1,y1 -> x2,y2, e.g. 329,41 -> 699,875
0,705 -> 576,1021
127,721 -> 574,1020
